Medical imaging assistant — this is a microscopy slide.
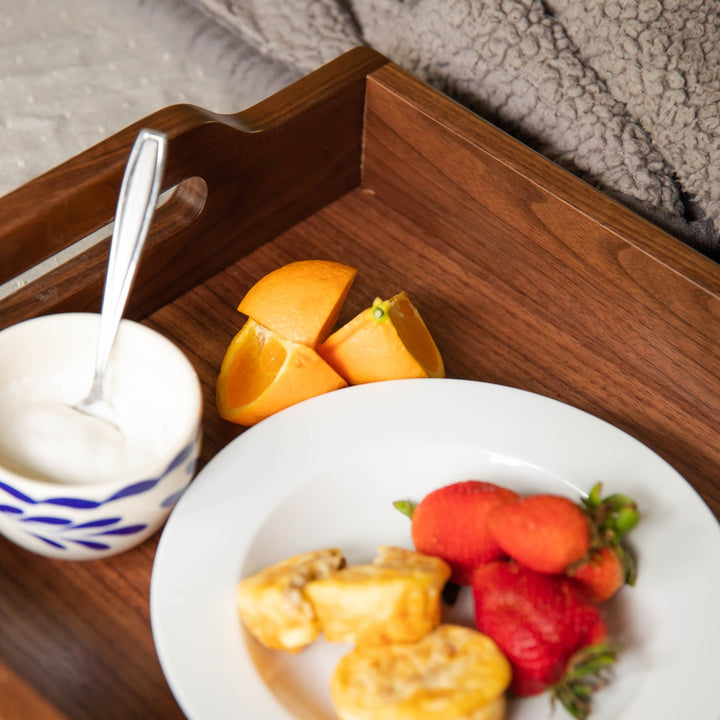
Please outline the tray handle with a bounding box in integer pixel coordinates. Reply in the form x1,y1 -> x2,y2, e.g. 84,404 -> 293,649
0,47 -> 390,328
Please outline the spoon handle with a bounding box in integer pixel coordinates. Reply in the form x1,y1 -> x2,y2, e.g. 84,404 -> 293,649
92,129 -> 167,387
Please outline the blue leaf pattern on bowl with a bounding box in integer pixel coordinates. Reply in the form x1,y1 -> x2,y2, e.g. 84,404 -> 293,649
32,534 -> 67,549
72,539 -> 112,551
107,479 -> 160,502
45,498 -> 103,509
0,434 -> 198,552
95,524 -> 147,536
24,516 -> 149,551
0,505 -> 23,514
160,489 -> 185,508
0,438 -> 196,510
72,518 -> 123,529
21,516 -> 73,525
159,455 -> 198,509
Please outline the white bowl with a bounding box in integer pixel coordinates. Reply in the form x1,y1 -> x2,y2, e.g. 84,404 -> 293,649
0,313 -> 203,560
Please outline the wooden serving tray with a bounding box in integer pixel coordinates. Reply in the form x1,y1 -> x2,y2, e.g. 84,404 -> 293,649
0,47 -> 718,719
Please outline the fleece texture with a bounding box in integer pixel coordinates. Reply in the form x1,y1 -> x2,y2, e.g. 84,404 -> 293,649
186,0 -> 720,258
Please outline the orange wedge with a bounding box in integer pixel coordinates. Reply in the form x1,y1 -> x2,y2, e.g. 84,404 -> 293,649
216,318 -> 348,426
318,291 -> 445,385
238,260 -> 357,347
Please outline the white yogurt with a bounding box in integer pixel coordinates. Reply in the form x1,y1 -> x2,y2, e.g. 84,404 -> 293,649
0,339 -> 193,485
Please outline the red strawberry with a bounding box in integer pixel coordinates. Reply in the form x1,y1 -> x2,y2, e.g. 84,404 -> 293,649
579,481 -> 640,597
472,561 -> 616,717
567,546 -> 625,602
487,494 -> 591,574
394,480 -> 518,584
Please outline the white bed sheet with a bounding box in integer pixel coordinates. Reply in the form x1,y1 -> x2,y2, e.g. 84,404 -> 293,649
0,0 -> 288,198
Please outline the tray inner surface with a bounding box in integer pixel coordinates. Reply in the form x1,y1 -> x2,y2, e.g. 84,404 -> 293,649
137,61 -> 720,520
0,49 -> 718,720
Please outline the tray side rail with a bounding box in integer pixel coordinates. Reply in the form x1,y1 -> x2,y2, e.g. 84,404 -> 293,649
362,63 -> 720,517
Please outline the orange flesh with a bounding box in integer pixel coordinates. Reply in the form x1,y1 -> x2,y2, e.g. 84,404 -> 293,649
389,292 -> 444,377
226,325 -> 287,406
217,319 -> 348,426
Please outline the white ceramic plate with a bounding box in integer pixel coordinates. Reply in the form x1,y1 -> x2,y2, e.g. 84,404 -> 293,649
150,379 -> 720,719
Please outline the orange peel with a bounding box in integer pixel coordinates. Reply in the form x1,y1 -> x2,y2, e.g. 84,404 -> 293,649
237,259 -> 357,347
318,291 -> 444,385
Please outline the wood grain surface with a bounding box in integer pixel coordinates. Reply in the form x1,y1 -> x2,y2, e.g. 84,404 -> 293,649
362,64 -> 720,517
0,47 -> 718,719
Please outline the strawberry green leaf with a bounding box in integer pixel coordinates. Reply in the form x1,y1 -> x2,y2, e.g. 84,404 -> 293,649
583,483 -> 604,511
613,506 -> 639,536
569,645 -> 618,676
604,492 -> 636,512
583,484 -> 640,553
551,642 -> 619,720
616,542 -> 638,586
393,499 -> 417,519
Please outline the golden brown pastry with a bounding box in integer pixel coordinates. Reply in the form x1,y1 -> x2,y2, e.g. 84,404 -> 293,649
236,548 -> 345,652
330,624 -> 511,720
304,546 -> 451,646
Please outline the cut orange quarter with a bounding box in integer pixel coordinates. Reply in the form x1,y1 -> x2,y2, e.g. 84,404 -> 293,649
318,291 -> 445,385
216,319 -> 348,426
237,260 -> 357,347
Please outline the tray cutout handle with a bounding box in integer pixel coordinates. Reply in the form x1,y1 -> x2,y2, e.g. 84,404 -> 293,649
0,176 -> 208,305
0,47 -> 392,330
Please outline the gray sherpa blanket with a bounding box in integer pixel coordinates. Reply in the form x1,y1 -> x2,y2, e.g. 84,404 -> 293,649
172,0 -> 720,260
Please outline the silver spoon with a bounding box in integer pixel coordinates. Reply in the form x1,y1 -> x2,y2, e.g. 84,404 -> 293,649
73,128 -> 168,430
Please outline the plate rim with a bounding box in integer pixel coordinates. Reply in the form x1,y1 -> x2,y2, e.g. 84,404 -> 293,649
150,378 -> 720,720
